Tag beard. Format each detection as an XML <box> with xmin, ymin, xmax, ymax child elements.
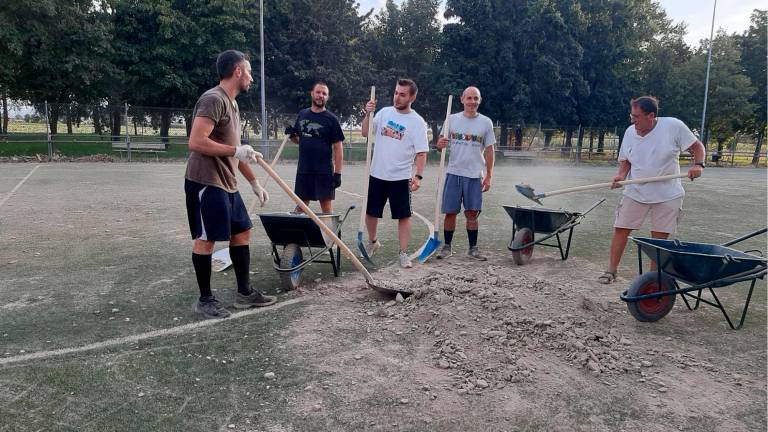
<box><xmin>312</xmin><ymin>98</ymin><xmax>326</xmax><ymax>108</ymax></box>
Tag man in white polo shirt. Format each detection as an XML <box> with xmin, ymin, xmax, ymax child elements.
<box><xmin>361</xmin><ymin>78</ymin><xmax>429</xmax><ymax>268</ymax></box>
<box><xmin>598</xmin><ymin>96</ymin><xmax>706</xmax><ymax>284</ymax></box>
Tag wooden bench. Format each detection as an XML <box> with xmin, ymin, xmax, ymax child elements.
<box><xmin>112</xmin><ymin>142</ymin><xmax>167</xmax><ymax>160</ymax></box>
<box><xmin>501</xmin><ymin>150</ymin><xmax>537</xmax><ymax>161</ymax></box>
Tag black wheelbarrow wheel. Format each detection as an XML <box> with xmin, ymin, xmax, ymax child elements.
<box><xmin>511</xmin><ymin>227</ymin><xmax>534</xmax><ymax>265</ymax></box>
<box><xmin>626</xmin><ymin>271</ymin><xmax>676</xmax><ymax>322</ymax></box>
<box><xmin>279</xmin><ymin>243</ymin><xmax>303</xmax><ymax>291</ymax></box>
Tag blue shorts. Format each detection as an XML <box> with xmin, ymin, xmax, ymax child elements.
<box><xmin>185</xmin><ymin>179</ymin><xmax>252</xmax><ymax>241</ymax></box>
<box><xmin>441</xmin><ymin>173</ymin><xmax>482</xmax><ymax>214</ymax></box>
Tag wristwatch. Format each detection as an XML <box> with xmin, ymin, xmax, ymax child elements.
<box><xmin>414</xmin><ymin>174</ymin><xmax>424</xmax><ymax>180</ymax></box>
<box><xmin>694</xmin><ymin>162</ymin><xmax>705</xmax><ymax>168</ymax></box>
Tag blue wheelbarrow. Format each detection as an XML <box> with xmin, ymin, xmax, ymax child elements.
<box><xmin>620</xmin><ymin>228</ymin><xmax>767</xmax><ymax>329</ymax></box>
<box><xmin>259</xmin><ymin>205</ymin><xmax>355</xmax><ymax>291</ymax></box>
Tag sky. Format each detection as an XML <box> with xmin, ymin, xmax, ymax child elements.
<box><xmin>358</xmin><ymin>0</ymin><xmax>764</xmax><ymax>47</ymax></box>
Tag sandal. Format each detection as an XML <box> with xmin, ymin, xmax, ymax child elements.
<box><xmin>597</xmin><ymin>271</ymin><xmax>617</xmax><ymax>284</ymax></box>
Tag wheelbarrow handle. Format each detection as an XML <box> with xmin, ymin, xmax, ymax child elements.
<box><xmin>721</xmin><ymin>227</ymin><xmax>767</xmax><ymax>248</ymax></box>
<box><xmin>579</xmin><ymin>198</ymin><xmax>606</xmax><ymax>217</ymax></box>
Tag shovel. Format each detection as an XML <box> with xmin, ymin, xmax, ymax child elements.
<box><xmin>516</xmin><ymin>173</ymin><xmax>691</xmax><ymax>205</ymax></box>
<box><xmin>357</xmin><ymin>86</ymin><xmax>376</xmax><ymax>262</ymax></box>
<box><xmin>211</xmin><ymin>134</ymin><xmax>292</xmax><ymax>272</ymax></box>
<box><xmin>253</xmin><ymin>154</ymin><xmax>409</xmax><ymax>295</ymax></box>
<box><xmin>417</xmin><ymin>94</ymin><xmax>453</xmax><ymax>263</ymax></box>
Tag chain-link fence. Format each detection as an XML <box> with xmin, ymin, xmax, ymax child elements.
<box><xmin>1</xmin><ymin>101</ymin><xmax>766</xmax><ymax>166</ymax></box>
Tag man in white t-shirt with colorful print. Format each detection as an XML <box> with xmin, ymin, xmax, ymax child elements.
<box><xmin>361</xmin><ymin>79</ymin><xmax>429</xmax><ymax>268</ymax></box>
<box><xmin>435</xmin><ymin>86</ymin><xmax>495</xmax><ymax>261</ymax></box>
<box><xmin>599</xmin><ymin>96</ymin><xmax>706</xmax><ymax>284</ymax></box>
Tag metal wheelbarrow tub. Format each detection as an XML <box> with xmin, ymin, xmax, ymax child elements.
<box><xmin>621</xmin><ymin>228</ymin><xmax>767</xmax><ymax>329</ymax></box>
<box><xmin>503</xmin><ymin>199</ymin><xmax>605</xmax><ymax>265</ymax></box>
<box><xmin>258</xmin><ymin>206</ymin><xmax>353</xmax><ymax>291</ymax></box>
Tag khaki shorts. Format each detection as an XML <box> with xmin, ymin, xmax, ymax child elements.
<box><xmin>614</xmin><ymin>196</ymin><xmax>683</xmax><ymax>234</ymax></box>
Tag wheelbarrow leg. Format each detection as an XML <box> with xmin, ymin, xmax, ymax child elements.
<box><xmin>708</xmin><ymin>279</ymin><xmax>758</xmax><ymax>330</ymax></box>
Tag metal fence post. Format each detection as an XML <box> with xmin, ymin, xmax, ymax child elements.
<box><xmin>125</xmin><ymin>102</ymin><xmax>131</xmax><ymax>162</ymax></box>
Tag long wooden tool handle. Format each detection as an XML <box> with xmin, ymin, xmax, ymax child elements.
<box><xmin>433</xmin><ymin>94</ymin><xmax>453</xmax><ymax>233</ymax></box>
<box><xmin>358</xmin><ymin>86</ymin><xmax>376</xmax><ymax>232</ymax></box>
<box><xmin>262</xmin><ymin>134</ymin><xmax>290</xmax><ymax>188</ymax></box>
<box><xmin>543</xmin><ymin>173</ymin><xmax>689</xmax><ymax>198</ymax></box>
<box><xmin>249</xmin><ymin>134</ymin><xmax>291</xmax><ymax>214</ymax></box>
<box><xmin>255</xmin><ymin>156</ymin><xmax>376</xmax><ymax>283</ymax></box>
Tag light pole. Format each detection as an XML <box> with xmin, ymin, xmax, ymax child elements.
<box><xmin>260</xmin><ymin>0</ymin><xmax>267</xmax><ymax>141</ymax></box>
<box><xmin>699</xmin><ymin>0</ymin><xmax>716</xmax><ymax>145</ymax></box>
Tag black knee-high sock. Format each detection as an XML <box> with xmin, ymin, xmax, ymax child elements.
<box><xmin>229</xmin><ymin>245</ymin><xmax>251</xmax><ymax>295</ymax></box>
<box><xmin>467</xmin><ymin>229</ymin><xmax>478</xmax><ymax>248</ymax></box>
<box><xmin>443</xmin><ymin>229</ymin><xmax>454</xmax><ymax>245</ymax></box>
<box><xmin>192</xmin><ymin>253</ymin><xmax>212</xmax><ymax>300</ymax></box>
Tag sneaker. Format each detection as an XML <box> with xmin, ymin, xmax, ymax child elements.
<box><xmin>399</xmin><ymin>251</ymin><xmax>413</xmax><ymax>268</ymax></box>
<box><xmin>436</xmin><ymin>244</ymin><xmax>453</xmax><ymax>259</ymax></box>
<box><xmin>363</xmin><ymin>239</ymin><xmax>382</xmax><ymax>258</ymax></box>
<box><xmin>467</xmin><ymin>246</ymin><xmax>488</xmax><ymax>261</ymax></box>
<box><xmin>194</xmin><ymin>296</ymin><xmax>231</xmax><ymax>319</ymax></box>
<box><xmin>234</xmin><ymin>290</ymin><xmax>277</xmax><ymax>309</ymax></box>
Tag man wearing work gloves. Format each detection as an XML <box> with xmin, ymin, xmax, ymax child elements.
<box><xmin>289</xmin><ymin>80</ymin><xmax>345</xmax><ymax>213</ymax></box>
<box><xmin>599</xmin><ymin>96</ymin><xmax>706</xmax><ymax>284</ymax></box>
<box><xmin>185</xmin><ymin>50</ymin><xmax>276</xmax><ymax>319</ymax></box>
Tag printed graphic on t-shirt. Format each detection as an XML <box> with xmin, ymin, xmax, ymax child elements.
<box><xmin>381</xmin><ymin>120</ymin><xmax>406</xmax><ymax>140</ymax></box>
<box><xmin>299</xmin><ymin>119</ymin><xmax>324</xmax><ymax>137</ymax></box>
<box><xmin>450</xmin><ymin>132</ymin><xmax>485</xmax><ymax>147</ymax></box>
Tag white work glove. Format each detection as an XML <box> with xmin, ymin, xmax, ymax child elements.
<box><xmin>233</xmin><ymin>145</ymin><xmax>264</xmax><ymax>163</ymax></box>
<box><xmin>249</xmin><ymin>178</ymin><xmax>269</xmax><ymax>207</ymax></box>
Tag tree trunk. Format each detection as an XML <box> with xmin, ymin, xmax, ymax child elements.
<box><xmin>49</xmin><ymin>105</ymin><xmax>60</xmax><ymax>135</ymax></box>
<box><xmin>110</xmin><ymin>110</ymin><xmax>121</xmax><ymax>139</ymax></box>
<box><xmin>514</xmin><ymin>126</ymin><xmax>522</xmax><ymax>149</ymax></box>
<box><xmin>499</xmin><ymin>124</ymin><xmax>509</xmax><ymax>151</ymax></box>
<box><xmin>66</xmin><ymin>109</ymin><xmax>73</xmax><ymax>134</ymax></box>
<box><xmin>716</xmin><ymin>138</ymin><xmax>726</xmax><ymax>153</ymax></box>
<box><xmin>431</xmin><ymin>122</ymin><xmax>440</xmax><ymax>146</ymax></box>
<box><xmin>752</xmin><ymin>129</ymin><xmax>764</xmax><ymax>166</ymax></box>
<box><xmin>543</xmin><ymin>130</ymin><xmax>553</xmax><ymax>148</ymax></box>
<box><xmin>1</xmin><ymin>89</ymin><xmax>8</xmax><ymax>134</ymax></box>
<box><xmin>575</xmin><ymin>126</ymin><xmax>584</xmax><ymax>162</ymax></box>
<box><xmin>93</xmin><ymin>107</ymin><xmax>103</xmax><ymax>135</ymax></box>
<box><xmin>561</xmin><ymin>128</ymin><xmax>573</xmax><ymax>155</ymax></box>
<box><xmin>588</xmin><ymin>130</ymin><xmax>594</xmax><ymax>154</ymax></box>
<box><xmin>185</xmin><ymin>114</ymin><xmax>193</xmax><ymax>137</ymax></box>
<box><xmin>597</xmin><ymin>130</ymin><xmax>605</xmax><ymax>153</ymax></box>
<box><xmin>160</xmin><ymin>111</ymin><xmax>171</xmax><ymax>147</ymax></box>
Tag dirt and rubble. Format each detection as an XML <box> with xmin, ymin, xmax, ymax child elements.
<box><xmin>276</xmin><ymin>251</ymin><xmax>766</xmax><ymax>431</ymax></box>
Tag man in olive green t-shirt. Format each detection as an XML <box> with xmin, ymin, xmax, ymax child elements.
<box><xmin>185</xmin><ymin>50</ymin><xmax>276</xmax><ymax>318</ymax></box>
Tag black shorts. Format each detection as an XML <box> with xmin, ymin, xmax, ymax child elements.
<box><xmin>185</xmin><ymin>179</ymin><xmax>252</xmax><ymax>241</ymax></box>
<box><xmin>366</xmin><ymin>176</ymin><xmax>411</xmax><ymax>219</ymax></box>
<box><xmin>295</xmin><ymin>173</ymin><xmax>335</xmax><ymax>201</ymax></box>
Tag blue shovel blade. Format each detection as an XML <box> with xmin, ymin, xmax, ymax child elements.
<box><xmin>418</xmin><ymin>236</ymin><xmax>441</xmax><ymax>263</ymax></box>
<box><xmin>357</xmin><ymin>231</ymin><xmax>372</xmax><ymax>263</ymax></box>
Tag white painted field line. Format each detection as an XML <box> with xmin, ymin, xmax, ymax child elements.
<box><xmin>0</xmin><ymin>164</ymin><xmax>41</xmax><ymax>209</ymax></box>
<box><xmin>0</xmin><ymin>297</ymin><xmax>307</xmax><ymax>367</ymax></box>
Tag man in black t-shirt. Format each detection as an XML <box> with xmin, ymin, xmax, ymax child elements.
<box><xmin>290</xmin><ymin>81</ymin><xmax>345</xmax><ymax>213</ymax></box>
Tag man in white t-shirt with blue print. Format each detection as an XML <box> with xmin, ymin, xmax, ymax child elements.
<box><xmin>598</xmin><ymin>96</ymin><xmax>706</xmax><ymax>284</ymax></box>
<box><xmin>361</xmin><ymin>79</ymin><xmax>429</xmax><ymax>269</ymax></box>
<box><xmin>435</xmin><ymin>86</ymin><xmax>495</xmax><ymax>261</ymax></box>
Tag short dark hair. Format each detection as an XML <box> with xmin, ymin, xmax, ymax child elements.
<box><xmin>397</xmin><ymin>78</ymin><xmax>418</xmax><ymax>96</ymax></box>
<box><xmin>216</xmin><ymin>50</ymin><xmax>249</xmax><ymax>80</ymax></box>
<box><xmin>631</xmin><ymin>96</ymin><xmax>659</xmax><ymax>116</ymax></box>
<box><xmin>311</xmin><ymin>80</ymin><xmax>329</xmax><ymax>91</ymax></box>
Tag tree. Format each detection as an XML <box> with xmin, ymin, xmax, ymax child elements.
<box><xmin>739</xmin><ymin>9</ymin><xmax>767</xmax><ymax>165</ymax></box>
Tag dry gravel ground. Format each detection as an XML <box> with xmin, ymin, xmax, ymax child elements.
<box><xmin>277</xmin><ymin>251</ymin><xmax>766</xmax><ymax>432</ymax></box>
